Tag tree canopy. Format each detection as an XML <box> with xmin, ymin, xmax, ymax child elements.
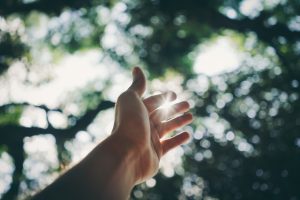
<box><xmin>0</xmin><ymin>0</ymin><xmax>300</xmax><ymax>199</ymax></box>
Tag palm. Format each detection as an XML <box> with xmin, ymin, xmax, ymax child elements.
<box><xmin>114</xmin><ymin>67</ymin><xmax>192</xmax><ymax>183</ymax></box>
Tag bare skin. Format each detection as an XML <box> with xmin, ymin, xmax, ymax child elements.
<box><xmin>32</xmin><ymin>67</ymin><xmax>193</xmax><ymax>200</ymax></box>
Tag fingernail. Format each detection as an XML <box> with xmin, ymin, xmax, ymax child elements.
<box><xmin>132</xmin><ymin>67</ymin><xmax>139</xmax><ymax>78</ymax></box>
<box><xmin>168</xmin><ymin>91</ymin><xmax>177</xmax><ymax>100</ymax></box>
<box><xmin>186</xmin><ymin>113</ymin><xmax>193</xmax><ymax>121</ymax></box>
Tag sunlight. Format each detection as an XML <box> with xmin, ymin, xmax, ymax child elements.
<box><xmin>193</xmin><ymin>37</ymin><xmax>241</xmax><ymax>76</ymax></box>
<box><xmin>159</xmin><ymin>100</ymin><xmax>173</xmax><ymax>111</ymax></box>
<box><xmin>157</xmin><ymin>101</ymin><xmax>174</xmax><ymax>121</ymax></box>
<box><xmin>157</xmin><ymin>91</ymin><xmax>178</xmax><ymax>115</ymax></box>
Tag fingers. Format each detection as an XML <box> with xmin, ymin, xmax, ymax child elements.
<box><xmin>158</xmin><ymin>113</ymin><xmax>193</xmax><ymax>138</ymax></box>
<box><xmin>128</xmin><ymin>67</ymin><xmax>146</xmax><ymax>97</ymax></box>
<box><xmin>161</xmin><ymin>132</ymin><xmax>190</xmax><ymax>155</ymax></box>
<box><xmin>151</xmin><ymin>101</ymin><xmax>190</xmax><ymax>124</ymax></box>
<box><xmin>143</xmin><ymin>91</ymin><xmax>176</xmax><ymax>113</ymax></box>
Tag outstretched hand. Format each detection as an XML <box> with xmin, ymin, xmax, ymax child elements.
<box><xmin>32</xmin><ymin>67</ymin><xmax>193</xmax><ymax>200</ymax></box>
<box><xmin>113</xmin><ymin>67</ymin><xmax>193</xmax><ymax>183</ymax></box>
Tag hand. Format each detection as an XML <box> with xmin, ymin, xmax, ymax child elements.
<box><xmin>32</xmin><ymin>67</ymin><xmax>193</xmax><ymax>200</ymax></box>
<box><xmin>112</xmin><ymin>67</ymin><xmax>193</xmax><ymax>184</ymax></box>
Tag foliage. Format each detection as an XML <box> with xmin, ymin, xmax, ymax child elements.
<box><xmin>0</xmin><ymin>0</ymin><xmax>299</xmax><ymax>199</ymax></box>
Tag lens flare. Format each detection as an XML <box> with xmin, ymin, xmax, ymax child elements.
<box><xmin>157</xmin><ymin>92</ymin><xmax>177</xmax><ymax>120</ymax></box>
<box><xmin>159</xmin><ymin>100</ymin><xmax>175</xmax><ymax>120</ymax></box>
<box><xmin>159</xmin><ymin>100</ymin><xmax>173</xmax><ymax>110</ymax></box>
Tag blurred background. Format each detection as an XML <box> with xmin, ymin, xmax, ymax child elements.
<box><xmin>0</xmin><ymin>0</ymin><xmax>300</xmax><ymax>199</ymax></box>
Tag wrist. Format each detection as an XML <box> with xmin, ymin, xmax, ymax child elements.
<box><xmin>108</xmin><ymin>132</ymin><xmax>143</xmax><ymax>184</ymax></box>
<box><xmin>111</xmin><ymin>128</ymin><xmax>158</xmax><ymax>184</ymax></box>
<box><xmin>74</xmin><ymin>133</ymin><xmax>139</xmax><ymax>199</ymax></box>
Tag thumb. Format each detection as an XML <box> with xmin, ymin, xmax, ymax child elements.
<box><xmin>128</xmin><ymin>67</ymin><xmax>146</xmax><ymax>97</ymax></box>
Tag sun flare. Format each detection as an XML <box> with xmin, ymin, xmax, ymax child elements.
<box><xmin>159</xmin><ymin>100</ymin><xmax>174</xmax><ymax>116</ymax></box>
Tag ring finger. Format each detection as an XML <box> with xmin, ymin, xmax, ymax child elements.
<box><xmin>158</xmin><ymin>113</ymin><xmax>193</xmax><ymax>138</ymax></box>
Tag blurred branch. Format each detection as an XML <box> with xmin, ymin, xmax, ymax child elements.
<box><xmin>208</xmin><ymin>10</ymin><xmax>300</xmax><ymax>42</ymax></box>
<box><xmin>209</xmin><ymin>10</ymin><xmax>300</xmax><ymax>73</ymax></box>
<box><xmin>190</xmin><ymin>6</ymin><xmax>299</xmax><ymax>73</ymax></box>
<box><xmin>0</xmin><ymin>125</ymin><xmax>58</xmax><ymax>142</ymax></box>
<box><xmin>0</xmin><ymin>102</ymin><xmax>63</xmax><ymax>114</ymax></box>
<box><xmin>55</xmin><ymin>137</ymin><xmax>71</xmax><ymax>169</ymax></box>
<box><xmin>0</xmin><ymin>99</ymin><xmax>114</xmax><ymax>199</ymax></box>
<box><xmin>159</xmin><ymin>1</ymin><xmax>300</xmax><ymax>42</ymax></box>
<box><xmin>1</xmin><ymin>140</ymin><xmax>24</xmax><ymax>200</ymax></box>
<box><xmin>0</xmin><ymin>0</ymin><xmax>94</xmax><ymax>16</ymax></box>
<box><xmin>63</xmin><ymin>100</ymin><xmax>115</xmax><ymax>136</ymax></box>
<box><xmin>0</xmin><ymin>100</ymin><xmax>115</xmax><ymax>143</ymax></box>
<box><xmin>0</xmin><ymin>95</ymin><xmax>114</xmax><ymax>199</ymax></box>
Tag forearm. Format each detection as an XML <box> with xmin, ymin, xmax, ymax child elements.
<box><xmin>32</xmin><ymin>134</ymin><xmax>137</xmax><ymax>200</ymax></box>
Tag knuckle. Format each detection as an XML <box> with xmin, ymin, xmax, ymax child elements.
<box><xmin>117</xmin><ymin>90</ymin><xmax>136</xmax><ymax>102</ymax></box>
<box><xmin>117</xmin><ymin>92</ymin><xmax>127</xmax><ymax>102</ymax></box>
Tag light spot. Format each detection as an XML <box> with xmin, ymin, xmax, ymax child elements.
<box><xmin>146</xmin><ymin>178</ymin><xmax>156</xmax><ymax>187</ymax></box>
<box><xmin>193</xmin><ymin>37</ymin><xmax>241</xmax><ymax>76</ymax></box>
<box><xmin>226</xmin><ymin>131</ymin><xmax>235</xmax><ymax>141</ymax></box>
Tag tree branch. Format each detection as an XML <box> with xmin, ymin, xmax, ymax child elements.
<box><xmin>211</xmin><ymin>12</ymin><xmax>299</xmax><ymax>75</ymax></box>
<box><xmin>0</xmin><ymin>0</ymin><xmax>93</xmax><ymax>16</ymax></box>
<box><xmin>198</xmin><ymin>8</ymin><xmax>300</xmax><ymax>42</ymax></box>
<box><xmin>158</xmin><ymin>1</ymin><xmax>300</xmax><ymax>42</ymax></box>
<box><xmin>0</xmin><ymin>100</ymin><xmax>115</xmax><ymax>143</ymax></box>
<box><xmin>0</xmin><ymin>102</ymin><xmax>63</xmax><ymax>114</ymax></box>
<box><xmin>1</xmin><ymin>140</ymin><xmax>24</xmax><ymax>200</ymax></box>
<box><xmin>0</xmin><ymin>98</ymin><xmax>114</xmax><ymax>199</ymax></box>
